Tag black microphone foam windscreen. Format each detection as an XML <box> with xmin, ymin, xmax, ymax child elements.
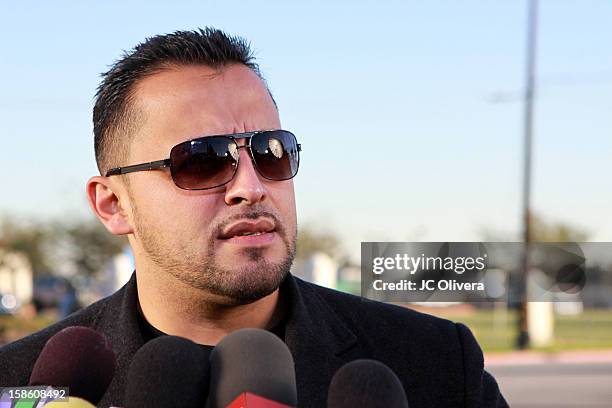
<box><xmin>124</xmin><ymin>335</ymin><xmax>211</xmax><ymax>408</ymax></box>
<box><xmin>208</xmin><ymin>328</ymin><xmax>297</xmax><ymax>408</ymax></box>
<box><xmin>327</xmin><ymin>359</ymin><xmax>409</xmax><ymax>408</ymax></box>
<box><xmin>28</xmin><ymin>326</ymin><xmax>116</xmax><ymax>405</ymax></box>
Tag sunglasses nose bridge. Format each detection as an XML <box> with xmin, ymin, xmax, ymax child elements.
<box><xmin>234</xmin><ymin>143</ymin><xmax>260</xmax><ymax>173</ymax></box>
<box><xmin>232</xmin><ymin>138</ymin><xmax>257</xmax><ymax>163</ymax></box>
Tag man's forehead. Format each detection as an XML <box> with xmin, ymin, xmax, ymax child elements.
<box><xmin>133</xmin><ymin>64</ymin><xmax>270</xmax><ymax>115</ymax></box>
<box><xmin>129</xmin><ymin>64</ymin><xmax>279</xmax><ymax>150</ymax></box>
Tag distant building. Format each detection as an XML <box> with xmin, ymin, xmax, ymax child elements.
<box><xmin>0</xmin><ymin>250</ymin><xmax>33</xmax><ymax>311</ymax></box>
<box><xmin>292</xmin><ymin>252</ymin><xmax>338</xmax><ymax>289</ymax></box>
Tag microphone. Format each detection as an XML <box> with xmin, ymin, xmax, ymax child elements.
<box><xmin>124</xmin><ymin>335</ymin><xmax>211</xmax><ymax>408</ymax></box>
<box><xmin>327</xmin><ymin>359</ymin><xmax>409</xmax><ymax>408</ymax></box>
<box><xmin>29</xmin><ymin>326</ymin><xmax>116</xmax><ymax>406</ymax></box>
<box><xmin>208</xmin><ymin>328</ymin><xmax>297</xmax><ymax>408</ymax></box>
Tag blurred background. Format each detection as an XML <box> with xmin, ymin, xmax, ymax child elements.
<box><xmin>1</xmin><ymin>1</ymin><xmax>611</xmax><ymax>406</ymax></box>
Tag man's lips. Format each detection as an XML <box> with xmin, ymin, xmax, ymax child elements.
<box><xmin>219</xmin><ymin>230</ymin><xmax>277</xmax><ymax>246</ymax></box>
<box><xmin>218</xmin><ymin>219</ymin><xmax>276</xmax><ymax>240</ymax></box>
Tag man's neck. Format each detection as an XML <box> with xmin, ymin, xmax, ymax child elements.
<box><xmin>135</xmin><ymin>268</ymin><xmax>286</xmax><ymax>346</ymax></box>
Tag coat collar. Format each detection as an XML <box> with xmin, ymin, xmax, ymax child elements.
<box><xmin>283</xmin><ymin>273</ymin><xmax>357</xmax><ymax>356</ymax></box>
<box><xmin>94</xmin><ymin>272</ymin><xmax>357</xmax><ymax>407</ymax></box>
<box><xmin>282</xmin><ymin>274</ymin><xmax>358</xmax><ymax>406</ymax></box>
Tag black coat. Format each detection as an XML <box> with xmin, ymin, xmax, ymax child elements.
<box><xmin>0</xmin><ymin>273</ymin><xmax>508</xmax><ymax>407</ymax></box>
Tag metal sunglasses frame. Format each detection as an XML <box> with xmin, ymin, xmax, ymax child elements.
<box><xmin>104</xmin><ymin>129</ymin><xmax>301</xmax><ymax>190</ymax></box>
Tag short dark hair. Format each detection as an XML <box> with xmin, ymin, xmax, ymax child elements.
<box><xmin>93</xmin><ymin>28</ymin><xmax>274</xmax><ymax>175</ymax></box>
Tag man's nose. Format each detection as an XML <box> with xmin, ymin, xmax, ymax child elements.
<box><xmin>224</xmin><ymin>147</ymin><xmax>266</xmax><ymax>206</ymax></box>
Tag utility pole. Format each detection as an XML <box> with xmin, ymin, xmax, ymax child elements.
<box><xmin>517</xmin><ymin>0</ymin><xmax>539</xmax><ymax>350</ymax></box>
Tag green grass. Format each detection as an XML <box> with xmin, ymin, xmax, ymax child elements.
<box><xmin>435</xmin><ymin>309</ymin><xmax>612</xmax><ymax>352</ymax></box>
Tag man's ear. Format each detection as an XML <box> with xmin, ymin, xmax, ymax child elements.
<box><xmin>86</xmin><ymin>176</ymin><xmax>134</xmax><ymax>235</ymax></box>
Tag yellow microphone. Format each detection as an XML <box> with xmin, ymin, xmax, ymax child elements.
<box><xmin>43</xmin><ymin>397</ymin><xmax>95</xmax><ymax>407</ymax></box>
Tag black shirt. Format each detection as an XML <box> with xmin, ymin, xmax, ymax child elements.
<box><xmin>135</xmin><ymin>297</ymin><xmax>287</xmax><ymax>352</ymax></box>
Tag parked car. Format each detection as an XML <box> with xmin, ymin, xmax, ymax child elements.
<box><xmin>33</xmin><ymin>275</ymin><xmax>80</xmax><ymax>316</ymax></box>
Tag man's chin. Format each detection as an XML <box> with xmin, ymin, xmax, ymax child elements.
<box><xmin>203</xmin><ymin>256</ymin><xmax>292</xmax><ymax>304</ymax></box>
<box><xmin>212</xmin><ymin>265</ymin><xmax>290</xmax><ymax>305</ymax></box>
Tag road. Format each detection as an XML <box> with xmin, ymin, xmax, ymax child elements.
<box><xmin>487</xmin><ymin>352</ymin><xmax>612</xmax><ymax>408</ymax></box>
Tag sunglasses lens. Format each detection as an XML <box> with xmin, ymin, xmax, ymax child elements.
<box><xmin>170</xmin><ymin>137</ymin><xmax>237</xmax><ymax>189</ymax></box>
<box><xmin>251</xmin><ymin>130</ymin><xmax>300</xmax><ymax>181</ymax></box>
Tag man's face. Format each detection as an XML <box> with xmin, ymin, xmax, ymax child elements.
<box><xmin>122</xmin><ymin>64</ymin><xmax>297</xmax><ymax>304</ymax></box>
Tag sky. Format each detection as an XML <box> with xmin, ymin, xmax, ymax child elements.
<box><xmin>1</xmin><ymin>1</ymin><xmax>610</xmax><ymax>261</ymax></box>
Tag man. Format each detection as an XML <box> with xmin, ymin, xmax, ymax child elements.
<box><xmin>0</xmin><ymin>29</ymin><xmax>508</xmax><ymax>407</ymax></box>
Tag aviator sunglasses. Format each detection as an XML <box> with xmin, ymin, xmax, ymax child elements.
<box><xmin>105</xmin><ymin>130</ymin><xmax>301</xmax><ymax>190</ymax></box>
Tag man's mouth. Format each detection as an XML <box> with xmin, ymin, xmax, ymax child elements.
<box><xmin>218</xmin><ymin>219</ymin><xmax>277</xmax><ymax>245</ymax></box>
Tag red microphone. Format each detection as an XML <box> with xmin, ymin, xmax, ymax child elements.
<box><xmin>208</xmin><ymin>328</ymin><xmax>297</xmax><ymax>408</ymax></box>
<box><xmin>227</xmin><ymin>392</ymin><xmax>293</xmax><ymax>408</ymax></box>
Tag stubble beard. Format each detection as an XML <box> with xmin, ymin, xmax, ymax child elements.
<box><xmin>134</xmin><ymin>206</ymin><xmax>296</xmax><ymax>305</ymax></box>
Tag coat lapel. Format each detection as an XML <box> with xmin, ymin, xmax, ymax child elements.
<box><xmin>283</xmin><ymin>275</ymin><xmax>358</xmax><ymax>406</ymax></box>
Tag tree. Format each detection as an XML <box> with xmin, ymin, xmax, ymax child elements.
<box><xmin>296</xmin><ymin>225</ymin><xmax>342</xmax><ymax>261</ymax></box>
<box><xmin>480</xmin><ymin>213</ymin><xmax>590</xmax><ymax>242</ymax></box>
<box><xmin>0</xmin><ymin>215</ymin><xmax>126</xmax><ymax>278</ymax></box>
<box><xmin>53</xmin><ymin>219</ymin><xmax>127</xmax><ymax>278</ymax></box>
<box><xmin>0</xmin><ymin>217</ymin><xmax>52</xmax><ymax>277</ymax></box>
<box><xmin>529</xmin><ymin>215</ymin><xmax>589</xmax><ymax>242</ymax></box>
